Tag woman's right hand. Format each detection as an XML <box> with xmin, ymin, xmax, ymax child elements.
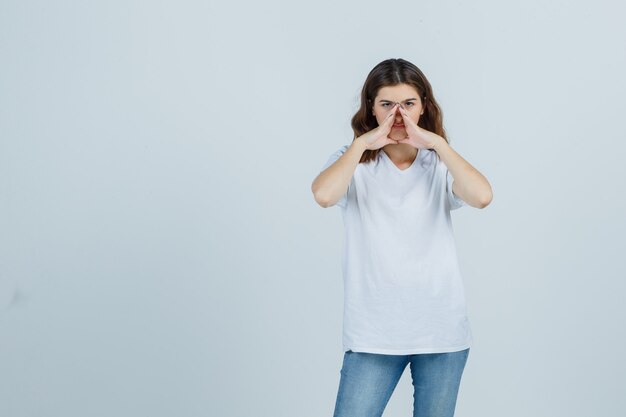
<box><xmin>357</xmin><ymin>104</ymin><xmax>401</xmax><ymax>150</ymax></box>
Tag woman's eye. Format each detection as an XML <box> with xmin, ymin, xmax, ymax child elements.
<box><xmin>382</xmin><ymin>103</ymin><xmax>390</xmax><ymax>107</ymax></box>
<box><xmin>406</xmin><ymin>102</ymin><xmax>414</xmax><ymax>106</ymax></box>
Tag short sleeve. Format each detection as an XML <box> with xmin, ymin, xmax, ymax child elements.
<box><xmin>319</xmin><ymin>144</ymin><xmax>350</xmax><ymax>208</ymax></box>
<box><xmin>446</xmin><ymin>168</ymin><xmax>466</xmax><ymax>210</ymax></box>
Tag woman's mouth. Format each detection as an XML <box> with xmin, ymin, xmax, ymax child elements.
<box><xmin>393</xmin><ymin>123</ymin><xmax>405</xmax><ymax>128</ymax></box>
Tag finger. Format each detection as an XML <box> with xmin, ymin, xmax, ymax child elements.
<box><xmin>389</xmin><ymin>107</ymin><xmax>402</xmax><ymax>126</ymax></box>
<box><xmin>387</xmin><ymin>104</ymin><xmax>399</xmax><ymax>120</ymax></box>
<box><xmin>384</xmin><ymin>106</ymin><xmax>399</xmax><ymax>131</ymax></box>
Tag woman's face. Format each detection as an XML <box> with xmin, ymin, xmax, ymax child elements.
<box><xmin>372</xmin><ymin>84</ymin><xmax>424</xmax><ymax>141</ymax></box>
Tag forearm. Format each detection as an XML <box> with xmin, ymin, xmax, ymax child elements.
<box><xmin>312</xmin><ymin>138</ymin><xmax>368</xmax><ymax>207</ymax></box>
<box><xmin>432</xmin><ymin>137</ymin><xmax>493</xmax><ymax>208</ymax></box>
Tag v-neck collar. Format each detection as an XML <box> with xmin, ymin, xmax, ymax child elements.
<box><xmin>380</xmin><ymin>148</ymin><xmax>421</xmax><ymax>173</ymax></box>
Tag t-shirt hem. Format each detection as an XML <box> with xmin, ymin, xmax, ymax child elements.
<box><xmin>344</xmin><ymin>342</ymin><xmax>471</xmax><ymax>355</ymax></box>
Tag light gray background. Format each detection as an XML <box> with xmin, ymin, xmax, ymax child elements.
<box><xmin>1</xmin><ymin>1</ymin><xmax>625</xmax><ymax>416</ymax></box>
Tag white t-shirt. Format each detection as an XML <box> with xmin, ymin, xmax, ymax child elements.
<box><xmin>320</xmin><ymin>144</ymin><xmax>473</xmax><ymax>355</ymax></box>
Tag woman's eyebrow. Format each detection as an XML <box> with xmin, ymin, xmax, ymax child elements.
<box><xmin>378</xmin><ymin>98</ymin><xmax>418</xmax><ymax>103</ymax></box>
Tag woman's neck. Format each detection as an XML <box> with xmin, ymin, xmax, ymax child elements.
<box><xmin>383</xmin><ymin>143</ymin><xmax>419</xmax><ymax>163</ymax></box>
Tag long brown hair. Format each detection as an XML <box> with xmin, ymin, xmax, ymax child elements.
<box><xmin>351</xmin><ymin>58</ymin><xmax>450</xmax><ymax>164</ymax></box>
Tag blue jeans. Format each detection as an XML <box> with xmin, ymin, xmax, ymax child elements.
<box><xmin>333</xmin><ymin>348</ymin><xmax>470</xmax><ymax>417</ymax></box>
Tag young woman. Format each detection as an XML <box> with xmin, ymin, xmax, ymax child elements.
<box><xmin>311</xmin><ymin>58</ymin><xmax>493</xmax><ymax>417</ymax></box>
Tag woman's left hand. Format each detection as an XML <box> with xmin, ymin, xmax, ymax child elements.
<box><xmin>395</xmin><ymin>106</ymin><xmax>442</xmax><ymax>150</ymax></box>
